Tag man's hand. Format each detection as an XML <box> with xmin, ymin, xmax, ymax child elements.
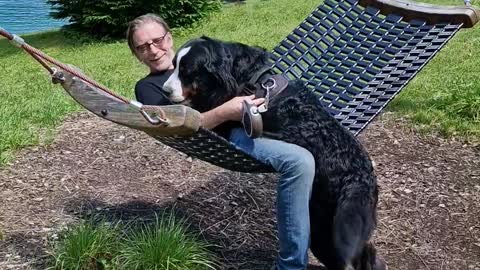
<box><xmin>218</xmin><ymin>95</ymin><xmax>265</xmax><ymax>122</ymax></box>
<box><xmin>200</xmin><ymin>95</ymin><xmax>265</xmax><ymax>129</ymax></box>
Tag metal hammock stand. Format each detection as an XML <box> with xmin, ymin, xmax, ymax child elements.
<box><xmin>2</xmin><ymin>0</ymin><xmax>479</xmax><ymax>173</ymax></box>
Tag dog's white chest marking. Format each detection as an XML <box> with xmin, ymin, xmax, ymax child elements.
<box><xmin>163</xmin><ymin>46</ymin><xmax>191</xmax><ymax>103</ymax></box>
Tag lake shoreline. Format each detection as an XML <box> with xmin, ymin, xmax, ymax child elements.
<box><xmin>0</xmin><ymin>0</ymin><xmax>66</xmax><ymax>35</ymax></box>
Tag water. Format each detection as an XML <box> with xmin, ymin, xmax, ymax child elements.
<box><xmin>0</xmin><ymin>0</ymin><xmax>66</xmax><ymax>35</ymax></box>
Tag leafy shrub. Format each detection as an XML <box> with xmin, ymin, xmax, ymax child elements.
<box><xmin>47</xmin><ymin>0</ymin><xmax>222</xmax><ymax>38</ymax></box>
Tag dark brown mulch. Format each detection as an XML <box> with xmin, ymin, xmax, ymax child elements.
<box><xmin>0</xmin><ymin>111</ymin><xmax>479</xmax><ymax>270</ymax></box>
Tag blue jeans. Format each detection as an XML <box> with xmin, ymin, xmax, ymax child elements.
<box><xmin>229</xmin><ymin>128</ymin><xmax>315</xmax><ymax>270</ymax></box>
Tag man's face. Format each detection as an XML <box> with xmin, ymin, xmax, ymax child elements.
<box><xmin>132</xmin><ymin>22</ymin><xmax>174</xmax><ymax>73</ymax></box>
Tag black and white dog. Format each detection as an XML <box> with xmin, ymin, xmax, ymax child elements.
<box><xmin>164</xmin><ymin>36</ymin><xmax>385</xmax><ymax>270</ymax></box>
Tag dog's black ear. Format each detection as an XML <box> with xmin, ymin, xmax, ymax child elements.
<box><xmin>229</xmin><ymin>43</ymin><xmax>271</xmax><ymax>84</ymax></box>
<box><xmin>203</xmin><ymin>39</ymin><xmax>239</xmax><ymax>94</ymax></box>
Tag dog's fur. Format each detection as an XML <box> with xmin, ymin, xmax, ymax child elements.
<box><xmin>164</xmin><ymin>36</ymin><xmax>385</xmax><ymax>270</ymax></box>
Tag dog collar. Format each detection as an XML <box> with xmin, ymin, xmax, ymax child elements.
<box><xmin>241</xmin><ymin>68</ymin><xmax>289</xmax><ymax>138</ymax></box>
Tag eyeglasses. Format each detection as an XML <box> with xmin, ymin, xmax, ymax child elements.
<box><xmin>135</xmin><ymin>32</ymin><xmax>169</xmax><ymax>54</ymax></box>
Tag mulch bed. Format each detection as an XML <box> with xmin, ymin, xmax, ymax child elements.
<box><xmin>0</xmin><ymin>112</ymin><xmax>479</xmax><ymax>270</ymax></box>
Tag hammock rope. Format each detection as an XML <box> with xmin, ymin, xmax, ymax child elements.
<box><xmin>0</xmin><ymin>27</ymin><xmax>168</xmax><ymax>125</ymax></box>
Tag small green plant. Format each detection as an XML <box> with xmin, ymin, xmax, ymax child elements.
<box><xmin>49</xmin><ymin>220</ymin><xmax>120</xmax><ymax>270</ymax></box>
<box><xmin>48</xmin><ymin>212</ymin><xmax>218</xmax><ymax>269</ymax></box>
<box><xmin>117</xmin><ymin>213</ymin><xmax>217</xmax><ymax>270</ymax></box>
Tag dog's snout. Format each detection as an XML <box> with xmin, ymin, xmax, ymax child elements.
<box><xmin>163</xmin><ymin>73</ymin><xmax>185</xmax><ymax>103</ymax></box>
<box><xmin>163</xmin><ymin>79</ymin><xmax>174</xmax><ymax>93</ymax></box>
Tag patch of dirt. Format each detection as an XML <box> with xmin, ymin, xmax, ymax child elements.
<box><xmin>0</xmin><ymin>112</ymin><xmax>479</xmax><ymax>270</ymax></box>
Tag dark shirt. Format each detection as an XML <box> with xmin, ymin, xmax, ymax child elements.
<box><xmin>135</xmin><ymin>70</ymin><xmax>173</xmax><ymax>106</ymax></box>
<box><xmin>134</xmin><ymin>70</ymin><xmax>238</xmax><ymax>138</ymax></box>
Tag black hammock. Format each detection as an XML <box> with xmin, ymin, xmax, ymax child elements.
<box><xmin>1</xmin><ymin>0</ymin><xmax>479</xmax><ymax>173</ymax></box>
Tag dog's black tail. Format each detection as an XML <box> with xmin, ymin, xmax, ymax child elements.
<box><xmin>333</xmin><ymin>181</ymin><xmax>378</xmax><ymax>268</ymax></box>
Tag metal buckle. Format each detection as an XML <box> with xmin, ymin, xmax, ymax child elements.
<box><xmin>259</xmin><ymin>77</ymin><xmax>276</xmax><ymax>112</ymax></box>
<box><xmin>51</xmin><ymin>68</ymin><xmax>65</xmax><ymax>84</ymax></box>
<box><xmin>261</xmin><ymin>77</ymin><xmax>277</xmax><ymax>91</ymax></box>
<box><xmin>130</xmin><ymin>100</ymin><xmax>169</xmax><ymax>126</ymax></box>
<box><xmin>140</xmin><ymin>109</ymin><xmax>169</xmax><ymax>126</ymax></box>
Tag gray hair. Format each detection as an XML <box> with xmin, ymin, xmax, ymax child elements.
<box><xmin>126</xmin><ymin>13</ymin><xmax>171</xmax><ymax>54</ymax></box>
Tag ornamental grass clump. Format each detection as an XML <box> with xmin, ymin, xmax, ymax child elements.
<box><xmin>48</xmin><ymin>220</ymin><xmax>120</xmax><ymax>270</ymax></box>
<box><xmin>117</xmin><ymin>213</ymin><xmax>217</xmax><ymax>270</ymax></box>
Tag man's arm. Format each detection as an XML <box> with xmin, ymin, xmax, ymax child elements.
<box><xmin>200</xmin><ymin>95</ymin><xmax>265</xmax><ymax>129</ymax></box>
<box><xmin>135</xmin><ymin>80</ymin><xmax>264</xmax><ymax>130</ymax></box>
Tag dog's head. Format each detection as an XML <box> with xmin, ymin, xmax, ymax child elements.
<box><xmin>163</xmin><ymin>36</ymin><xmax>270</xmax><ymax>112</ymax></box>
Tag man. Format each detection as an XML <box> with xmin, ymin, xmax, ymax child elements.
<box><xmin>127</xmin><ymin>14</ymin><xmax>315</xmax><ymax>270</ymax></box>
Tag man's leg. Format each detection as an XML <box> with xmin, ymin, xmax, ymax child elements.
<box><xmin>230</xmin><ymin>128</ymin><xmax>315</xmax><ymax>270</ymax></box>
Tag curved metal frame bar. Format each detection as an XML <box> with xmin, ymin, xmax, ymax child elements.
<box><xmin>359</xmin><ymin>0</ymin><xmax>480</xmax><ymax>28</ymax></box>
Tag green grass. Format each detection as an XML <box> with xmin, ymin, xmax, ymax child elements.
<box><xmin>0</xmin><ymin>0</ymin><xmax>479</xmax><ymax>165</ymax></box>
<box><xmin>48</xmin><ymin>220</ymin><xmax>120</xmax><ymax>270</ymax></box>
<box><xmin>388</xmin><ymin>23</ymin><xmax>480</xmax><ymax>140</ymax></box>
<box><xmin>48</xmin><ymin>214</ymin><xmax>217</xmax><ymax>270</ymax></box>
<box><xmin>372</xmin><ymin>0</ymin><xmax>480</xmax><ymax>141</ymax></box>
<box><xmin>0</xmin><ymin>32</ymin><xmax>145</xmax><ymax>164</ymax></box>
<box><xmin>117</xmin><ymin>213</ymin><xmax>217</xmax><ymax>270</ymax></box>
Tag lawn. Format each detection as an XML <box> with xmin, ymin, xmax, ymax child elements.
<box><xmin>0</xmin><ymin>0</ymin><xmax>479</xmax><ymax>165</ymax></box>
<box><xmin>387</xmin><ymin>0</ymin><xmax>480</xmax><ymax>139</ymax></box>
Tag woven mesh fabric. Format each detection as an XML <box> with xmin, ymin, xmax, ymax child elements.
<box><xmin>271</xmin><ymin>0</ymin><xmax>461</xmax><ymax>135</ymax></box>
<box><xmin>155</xmin><ymin>128</ymin><xmax>276</xmax><ymax>172</ymax></box>
<box><xmin>156</xmin><ymin>0</ymin><xmax>461</xmax><ymax>173</ymax></box>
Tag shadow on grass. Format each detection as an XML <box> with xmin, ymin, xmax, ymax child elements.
<box><xmin>6</xmin><ymin>170</ymin><xmax>323</xmax><ymax>269</ymax></box>
<box><xmin>61</xmin><ymin>171</ymin><xmax>280</xmax><ymax>270</ymax></box>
